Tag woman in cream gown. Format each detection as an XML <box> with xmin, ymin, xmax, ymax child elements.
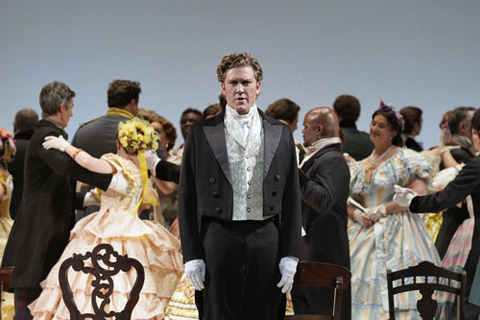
<box><xmin>29</xmin><ymin>118</ymin><xmax>183</xmax><ymax>319</ymax></box>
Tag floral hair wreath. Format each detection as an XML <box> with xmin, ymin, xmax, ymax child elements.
<box><xmin>117</xmin><ymin>117</ymin><xmax>159</xmax><ymax>154</ymax></box>
<box><xmin>0</xmin><ymin>128</ymin><xmax>16</xmax><ymax>165</ymax></box>
<box><xmin>378</xmin><ymin>99</ymin><xmax>405</xmax><ymax>132</ymax></box>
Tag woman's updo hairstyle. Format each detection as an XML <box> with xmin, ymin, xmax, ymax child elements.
<box><xmin>372</xmin><ymin>100</ymin><xmax>405</xmax><ymax>147</ymax></box>
<box><xmin>117</xmin><ymin>117</ymin><xmax>159</xmax><ymax>154</ymax></box>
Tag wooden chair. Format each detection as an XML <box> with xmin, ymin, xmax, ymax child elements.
<box><xmin>58</xmin><ymin>243</ymin><xmax>145</xmax><ymax>320</ymax></box>
<box><xmin>0</xmin><ymin>267</ymin><xmax>13</xmax><ymax>319</ymax></box>
<box><xmin>285</xmin><ymin>261</ymin><xmax>352</xmax><ymax>320</ymax></box>
<box><xmin>387</xmin><ymin>260</ymin><xmax>466</xmax><ymax>320</ymax></box>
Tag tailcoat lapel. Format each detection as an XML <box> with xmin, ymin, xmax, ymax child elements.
<box><xmin>262</xmin><ymin>115</ymin><xmax>282</xmax><ymax>180</ymax></box>
<box><xmin>203</xmin><ymin>120</ymin><xmax>232</xmax><ymax>186</ymax></box>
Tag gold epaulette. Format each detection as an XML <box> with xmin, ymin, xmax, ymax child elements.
<box><xmin>79</xmin><ymin>116</ymin><xmax>103</xmax><ymax>127</ymax></box>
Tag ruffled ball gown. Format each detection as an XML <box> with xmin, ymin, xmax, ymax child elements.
<box><xmin>29</xmin><ymin>154</ymin><xmax>183</xmax><ymax>319</ymax></box>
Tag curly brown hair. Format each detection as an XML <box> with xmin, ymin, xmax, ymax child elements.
<box><xmin>216</xmin><ymin>53</ymin><xmax>263</xmax><ymax>83</ymax></box>
<box><xmin>150</xmin><ymin>116</ymin><xmax>177</xmax><ymax>152</ymax></box>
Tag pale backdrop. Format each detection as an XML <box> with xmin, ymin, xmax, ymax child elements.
<box><xmin>1</xmin><ymin>0</ymin><xmax>479</xmax><ymax>150</ymax></box>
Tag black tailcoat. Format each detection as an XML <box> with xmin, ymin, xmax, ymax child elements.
<box><xmin>410</xmin><ymin>156</ymin><xmax>480</xmax><ymax>298</ymax></box>
<box><xmin>178</xmin><ymin>110</ymin><xmax>301</xmax><ymax>262</ymax></box>
<box><xmin>2</xmin><ymin>120</ymin><xmax>111</xmax><ymax>288</ymax></box>
<box><xmin>293</xmin><ymin>143</ymin><xmax>351</xmax><ymax>319</ymax></box>
<box><xmin>436</xmin><ymin>142</ymin><xmax>476</xmax><ymax>258</ymax></box>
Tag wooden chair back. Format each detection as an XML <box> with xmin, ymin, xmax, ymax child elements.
<box><xmin>285</xmin><ymin>261</ymin><xmax>351</xmax><ymax>320</ymax></box>
<box><xmin>387</xmin><ymin>260</ymin><xmax>466</xmax><ymax>320</ymax></box>
<box><xmin>58</xmin><ymin>243</ymin><xmax>145</xmax><ymax>320</ymax></box>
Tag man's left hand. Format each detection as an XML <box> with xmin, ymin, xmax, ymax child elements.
<box><xmin>277</xmin><ymin>257</ymin><xmax>298</xmax><ymax>294</ymax></box>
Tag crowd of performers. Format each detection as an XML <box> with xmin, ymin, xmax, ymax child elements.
<box><xmin>0</xmin><ymin>52</ymin><xmax>479</xmax><ymax>319</ymax></box>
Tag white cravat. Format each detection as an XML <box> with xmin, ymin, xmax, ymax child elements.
<box><xmin>299</xmin><ymin>137</ymin><xmax>341</xmax><ymax>169</ymax></box>
<box><xmin>225</xmin><ymin>104</ymin><xmax>257</xmax><ymax>143</ymax></box>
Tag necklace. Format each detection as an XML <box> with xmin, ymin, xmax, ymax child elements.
<box><xmin>369</xmin><ymin>145</ymin><xmax>394</xmax><ymax>165</ymax></box>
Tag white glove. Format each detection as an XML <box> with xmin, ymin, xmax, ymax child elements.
<box><xmin>185</xmin><ymin>259</ymin><xmax>206</xmax><ymax>291</ymax></box>
<box><xmin>108</xmin><ymin>173</ymin><xmax>130</xmax><ymax>195</ymax></box>
<box><xmin>393</xmin><ymin>184</ymin><xmax>417</xmax><ymax>207</ymax></box>
<box><xmin>440</xmin><ymin>145</ymin><xmax>461</xmax><ymax>154</ymax></box>
<box><xmin>42</xmin><ymin>135</ymin><xmax>70</xmax><ymax>152</ymax></box>
<box><xmin>277</xmin><ymin>257</ymin><xmax>298</xmax><ymax>294</ymax></box>
<box><xmin>432</xmin><ymin>166</ymin><xmax>460</xmax><ymax>191</ymax></box>
<box><xmin>365</xmin><ymin>204</ymin><xmax>387</xmax><ymax>223</ymax></box>
<box><xmin>83</xmin><ymin>190</ymin><xmax>100</xmax><ymax>207</ymax></box>
<box><xmin>145</xmin><ymin>149</ymin><xmax>162</xmax><ymax>174</ymax></box>
<box><xmin>352</xmin><ymin>209</ymin><xmax>371</xmax><ymax>227</ymax></box>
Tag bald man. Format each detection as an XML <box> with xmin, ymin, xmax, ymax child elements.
<box><xmin>292</xmin><ymin>107</ymin><xmax>351</xmax><ymax>319</ymax></box>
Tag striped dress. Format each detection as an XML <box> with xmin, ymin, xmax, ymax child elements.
<box><xmin>348</xmin><ymin>148</ymin><xmax>441</xmax><ymax>319</ymax></box>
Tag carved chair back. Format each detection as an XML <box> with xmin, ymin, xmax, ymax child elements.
<box><xmin>58</xmin><ymin>243</ymin><xmax>145</xmax><ymax>320</ymax></box>
<box><xmin>387</xmin><ymin>260</ymin><xmax>466</xmax><ymax>320</ymax></box>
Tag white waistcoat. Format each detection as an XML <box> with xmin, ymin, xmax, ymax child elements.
<box><xmin>224</xmin><ymin>106</ymin><xmax>265</xmax><ymax>221</ymax></box>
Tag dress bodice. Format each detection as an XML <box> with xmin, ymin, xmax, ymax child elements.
<box><xmin>98</xmin><ymin>154</ymin><xmax>157</xmax><ymax>216</ymax></box>
<box><xmin>349</xmin><ymin>148</ymin><xmax>431</xmax><ymax>208</ymax></box>
<box><xmin>0</xmin><ymin>168</ymin><xmax>13</xmax><ymax>219</ymax></box>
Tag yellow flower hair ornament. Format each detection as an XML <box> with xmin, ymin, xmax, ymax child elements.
<box><xmin>117</xmin><ymin>117</ymin><xmax>159</xmax><ymax>154</ymax></box>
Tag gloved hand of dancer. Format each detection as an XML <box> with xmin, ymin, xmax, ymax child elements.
<box><xmin>43</xmin><ymin>135</ymin><xmax>70</xmax><ymax>152</ymax></box>
<box><xmin>185</xmin><ymin>259</ymin><xmax>206</xmax><ymax>291</ymax></box>
<box><xmin>145</xmin><ymin>149</ymin><xmax>162</xmax><ymax>174</ymax></box>
<box><xmin>352</xmin><ymin>209</ymin><xmax>372</xmax><ymax>227</ymax></box>
<box><xmin>365</xmin><ymin>204</ymin><xmax>387</xmax><ymax>223</ymax></box>
<box><xmin>393</xmin><ymin>184</ymin><xmax>417</xmax><ymax>207</ymax></box>
<box><xmin>83</xmin><ymin>190</ymin><xmax>100</xmax><ymax>207</ymax></box>
<box><xmin>277</xmin><ymin>257</ymin><xmax>298</xmax><ymax>294</ymax></box>
<box><xmin>108</xmin><ymin>173</ymin><xmax>130</xmax><ymax>195</ymax></box>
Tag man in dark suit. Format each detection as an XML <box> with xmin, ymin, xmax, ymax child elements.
<box><xmin>178</xmin><ymin>52</ymin><xmax>301</xmax><ymax>319</ymax></box>
<box><xmin>436</xmin><ymin>106</ymin><xmax>476</xmax><ymax>259</ymax></box>
<box><xmin>333</xmin><ymin>94</ymin><xmax>373</xmax><ymax>161</ymax></box>
<box><xmin>2</xmin><ymin>81</ymin><xmax>120</xmax><ymax>318</ymax></box>
<box><xmin>9</xmin><ymin>108</ymin><xmax>39</xmax><ymax>220</ymax></box>
<box><xmin>292</xmin><ymin>107</ymin><xmax>351</xmax><ymax>319</ymax></box>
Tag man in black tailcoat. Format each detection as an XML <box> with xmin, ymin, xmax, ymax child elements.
<box><xmin>292</xmin><ymin>107</ymin><xmax>351</xmax><ymax>319</ymax></box>
<box><xmin>2</xmin><ymin>81</ymin><xmax>122</xmax><ymax>318</ymax></box>
<box><xmin>178</xmin><ymin>53</ymin><xmax>301</xmax><ymax>319</ymax></box>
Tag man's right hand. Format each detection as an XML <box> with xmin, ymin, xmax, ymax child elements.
<box><xmin>185</xmin><ymin>259</ymin><xmax>206</xmax><ymax>291</ymax></box>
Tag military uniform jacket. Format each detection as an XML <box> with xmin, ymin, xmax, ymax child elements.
<box><xmin>178</xmin><ymin>110</ymin><xmax>302</xmax><ymax>262</ymax></box>
<box><xmin>2</xmin><ymin>120</ymin><xmax>111</xmax><ymax>288</ymax></box>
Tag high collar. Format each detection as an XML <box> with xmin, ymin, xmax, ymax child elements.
<box><xmin>41</xmin><ymin>119</ymin><xmax>68</xmax><ymax>139</ymax></box>
<box><xmin>106</xmin><ymin>107</ymin><xmax>134</xmax><ymax>119</ymax></box>
<box><xmin>14</xmin><ymin>130</ymin><xmax>35</xmax><ymax>140</ymax></box>
<box><xmin>339</xmin><ymin>120</ymin><xmax>357</xmax><ymax>128</ymax></box>
<box><xmin>45</xmin><ymin>117</ymin><xmax>65</xmax><ymax>130</ymax></box>
<box><xmin>225</xmin><ymin>104</ymin><xmax>257</xmax><ymax>121</ymax></box>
